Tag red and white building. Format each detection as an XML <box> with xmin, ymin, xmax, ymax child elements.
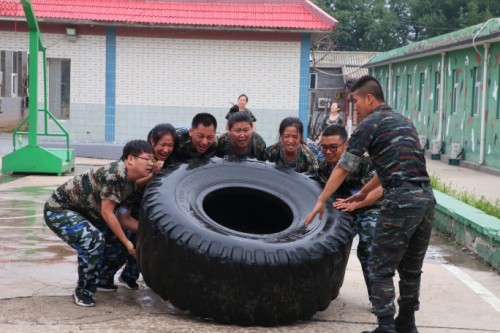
<box><xmin>0</xmin><ymin>0</ymin><xmax>336</xmax><ymax>145</ymax></box>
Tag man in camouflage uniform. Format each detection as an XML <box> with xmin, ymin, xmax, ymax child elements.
<box><xmin>216</xmin><ymin>111</ymin><xmax>266</xmax><ymax>160</ymax></box>
<box><xmin>264</xmin><ymin>116</ymin><xmax>318</xmax><ymax>174</ymax></box>
<box><xmin>306</xmin><ymin>75</ymin><xmax>436</xmax><ymax>333</ymax></box>
<box><xmin>44</xmin><ymin>140</ymin><xmax>155</xmax><ymax>307</ymax></box>
<box><xmin>175</xmin><ymin>112</ymin><xmax>218</xmax><ymax>162</ymax></box>
<box><xmin>315</xmin><ymin>124</ymin><xmax>382</xmax><ymax>307</ymax></box>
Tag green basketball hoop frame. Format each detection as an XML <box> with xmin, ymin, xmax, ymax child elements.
<box><xmin>1</xmin><ymin>0</ymin><xmax>75</xmax><ymax>175</ymax></box>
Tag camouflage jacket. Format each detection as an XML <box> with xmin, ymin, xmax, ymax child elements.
<box><xmin>339</xmin><ymin>104</ymin><xmax>430</xmax><ymax>186</ymax></box>
<box><xmin>216</xmin><ymin>132</ymin><xmax>266</xmax><ymax>160</ymax></box>
<box><xmin>264</xmin><ymin>142</ymin><xmax>319</xmax><ymax>174</ymax></box>
<box><xmin>46</xmin><ymin>161</ymin><xmax>137</xmax><ymax>226</ymax></box>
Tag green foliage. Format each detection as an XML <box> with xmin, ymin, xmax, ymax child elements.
<box><xmin>430</xmin><ymin>175</ymin><xmax>500</xmax><ymax>219</ymax></box>
<box><xmin>311</xmin><ymin>0</ymin><xmax>500</xmax><ymax>51</ymax></box>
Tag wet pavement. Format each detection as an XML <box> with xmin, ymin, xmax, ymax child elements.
<box><xmin>0</xmin><ymin>157</ymin><xmax>499</xmax><ymax>332</ymax></box>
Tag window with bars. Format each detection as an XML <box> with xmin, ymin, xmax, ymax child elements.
<box><xmin>310</xmin><ymin>73</ymin><xmax>317</xmax><ymax>89</ymax></box>
<box><xmin>418</xmin><ymin>72</ymin><xmax>425</xmax><ymax>111</ymax></box>
<box><xmin>472</xmin><ymin>67</ymin><xmax>481</xmax><ymax>117</ymax></box>
<box><xmin>434</xmin><ymin>71</ymin><xmax>440</xmax><ymax>113</ymax></box>
<box><xmin>451</xmin><ymin>69</ymin><xmax>459</xmax><ymax>115</ymax></box>
<box><xmin>406</xmin><ymin>74</ymin><xmax>412</xmax><ymax>111</ymax></box>
<box><xmin>394</xmin><ymin>75</ymin><xmax>400</xmax><ymax>109</ymax></box>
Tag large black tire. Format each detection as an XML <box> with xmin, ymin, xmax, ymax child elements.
<box><xmin>137</xmin><ymin>157</ymin><xmax>354</xmax><ymax>326</ymax></box>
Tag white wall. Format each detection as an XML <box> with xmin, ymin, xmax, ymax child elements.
<box><xmin>115</xmin><ymin>36</ymin><xmax>301</xmax><ymax>145</ymax></box>
<box><xmin>1</xmin><ymin>30</ymin><xmax>302</xmax><ymax>146</ymax></box>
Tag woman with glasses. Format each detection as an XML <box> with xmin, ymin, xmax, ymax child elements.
<box><xmin>264</xmin><ymin>117</ymin><xmax>318</xmax><ymax>174</ymax></box>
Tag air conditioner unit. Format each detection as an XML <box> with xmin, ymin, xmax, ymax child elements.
<box><xmin>317</xmin><ymin>98</ymin><xmax>328</xmax><ymax>110</ymax></box>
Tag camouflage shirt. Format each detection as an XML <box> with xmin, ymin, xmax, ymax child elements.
<box><xmin>216</xmin><ymin>132</ymin><xmax>266</xmax><ymax>160</ymax></box>
<box><xmin>46</xmin><ymin>160</ymin><xmax>137</xmax><ymax>227</ymax></box>
<box><xmin>176</xmin><ymin>127</ymin><xmax>217</xmax><ymax>162</ymax></box>
<box><xmin>316</xmin><ymin>154</ymin><xmax>379</xmax><ymax>210</ymax></box>
<box><xmin>264</xmin><ymin>142</ymin><xmax>319</xmax><ymax>174</ymax></box>
<box><xmin>339</xmin><ymin>104</ymin><xmax>429</xmax><ymax>186</ymax></box>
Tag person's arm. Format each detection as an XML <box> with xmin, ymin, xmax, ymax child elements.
<box><xmin>343</xmin><ymin>174</ymin><xmax>381</xmax><ymax>203</ymax></box>
<box><xmin>136</xmin><ymin>172</ymin><xmax>154</xmax><ymax>189</ymax></box>
<box><xmin>101</xmin><ymin>199</ymin><xmax>135</xmax><ymax>256</ymax></box>
<box><xmin>136</xmin><ymin>159</ymin><xmax>164</xmax><ymax>188</ymax></box>
<box><xmin>334</xmin><ymin>185</ymin><xmax>383</xmax><ymax>212</ymax></box>
<box><xmin>116</xmin><ymin>207</ymin><xmax>139</xmax><ymax>233</ymax></box>
<box><xmin>304</xmin><ymin>165</ymin><xmax>349</xmax><ymax>224</ymax></box>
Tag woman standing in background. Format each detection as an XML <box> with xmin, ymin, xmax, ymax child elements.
<box><xmin>225</xmin><ymin>94</ymin><xmax>257</xmax><ymax>130</ymax></box>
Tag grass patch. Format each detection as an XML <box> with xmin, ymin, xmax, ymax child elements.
<box><xmin>430</xmin><ymin>175</ymin><xmax>500</xmax><ymax>219</ymax></box>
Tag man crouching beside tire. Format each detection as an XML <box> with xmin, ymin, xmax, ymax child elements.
<box><xmin>43</xmin><ymin>140</ymin><xmax>155</xmax><ymax>307</ymax></box>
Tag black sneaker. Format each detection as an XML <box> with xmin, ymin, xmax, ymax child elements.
<box><xmin>118</xmin><ymin>275</ymin><xmax>139</xmax><ymax>290</ymax></box>
<box><xmin>73</xmin><ymin>292</ymin><xmax>95</xmax><ymax>307</ymax></box>
<box><xmin>96</xmin><ymin>283</ymin><xmax>118</xmax><ymax>292</ymax></box>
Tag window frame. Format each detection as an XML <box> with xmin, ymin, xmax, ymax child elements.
<box><xmin>434</xmin><ymin>71</ymin><xmax>440</xmax><ymax>113</ymax></box>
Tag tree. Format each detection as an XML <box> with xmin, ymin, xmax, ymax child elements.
<box><xmin>312</xmin><ymin>0</ymin><xmax>500</xmax><ymax>51</ymax></box>
<box><xmin>312</xmin><ymin>0</ymin><xmax>411</xmax><ymax>51</ymax></box>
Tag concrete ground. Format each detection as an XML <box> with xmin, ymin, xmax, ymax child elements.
<box><xmin>424</xmin><ymin>158</ymin><xmax>500</xmax><ymax>205</ymax></box>
<box><xmin>0</xmin><ymin>155</ymin><xmax>499</xmax><ymax>332</ymax></box>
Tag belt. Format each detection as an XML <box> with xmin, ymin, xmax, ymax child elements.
<box><xmin>382</xmin><ymin>180</ymin><xmax>430</xmax><ymax>189</ymax></box>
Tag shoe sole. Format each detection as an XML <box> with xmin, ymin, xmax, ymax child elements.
<box><xmin>118</xmin><ymin>278</ymin><xmax>139</xmax><ymax>290</ymax></box>
<box><xmin>73</xmin><ymin>293</ymin><xmax>95</xmax><ymax>307</ymax></box>
<box><xmin>96</xmin><ymin>287</ymin><xmax>118</xmax><ymax>292</ymax></box>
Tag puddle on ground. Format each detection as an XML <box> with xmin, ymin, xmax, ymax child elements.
<box><xmin>0</xmin><ymin>174</ymin><xmax>22</xmax><ymax>184</ymax></box>
<box><xmin>427</xmin><ymin>231</ymin><xmax>494</xmax><ymax>272</ymax></box>
<box><xmin>351</xmin><ymin>230</ymin><xmax>495</xmax><ymax>273</ymax></box>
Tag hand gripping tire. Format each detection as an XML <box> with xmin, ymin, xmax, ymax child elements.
<box><xmin>137</xmin><ymin>157</ymin><xmax>354</xmax><ymax>326</ymax></box>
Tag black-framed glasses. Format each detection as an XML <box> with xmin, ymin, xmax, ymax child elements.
<box><xmin>319</xmin><ymin>141</ymin><xmax>346</xmax><ymax>153</ymax></box>
<box><xmin>133</xmin><ymin>155</ymin><xmax>157</xmax><ymax>166</ymax></box>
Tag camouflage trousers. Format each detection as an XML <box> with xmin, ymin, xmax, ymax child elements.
<box><xmin>353</xmin><ymin>209</ymin><xmax>378</xmax><ymax>299</ymax></box>
<box><xmin>110</xmin><ymin>205</ymin><xmax>140</xmax><ymax>283</ymax></box>
<box><xmin>44</xmin><ymin>204</ymin><xmax>126</xmax><ymax>297</ymax></box>
<box><xmin>115</xmin><ymin>231</ymin><xmax>140</xmax><ymax>282</ymax></box>
<box><xmin>370</xmin><ymin>184</ymin><xmax>435</xmax><ymax>318</ymax></box>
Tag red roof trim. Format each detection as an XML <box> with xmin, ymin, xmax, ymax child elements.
<box><xmin>0</xmin><ymin>0</ymin><xmax>336</xmax><ymax>31</ymax></box>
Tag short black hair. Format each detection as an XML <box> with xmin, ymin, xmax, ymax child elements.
<box><xmin>228</xmin><ymin>104</ymin><xmax>239</xmax><ymax>114</ymax></box>
<box><xmin>351</xmin><ymin>75</ymin><xmax>385</xmax><ymax>102</ymax></box>
<box><xmin>192</xmin><ymin>113</ymin><xmax>217</xmax><ymax>130</ymax></box>
<box><xmin>120</xmin><ymin>139</ymin><xmax>154</xmax><ymax>161</ymax></box>
<box><xmin>228</xmin><ymin>111</ymin><xmax>252</xmax><ymax>129</ymax></box>
<box><xmin>322</xmin><ymin>125</ymin><xmax>348</xmax><ymax>141</ymax></box>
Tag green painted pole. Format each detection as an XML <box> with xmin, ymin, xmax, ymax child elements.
<box><xmin>20</xmin><ymin>0</ymin><xmax>43</xmax><ymax>147</ymax></box>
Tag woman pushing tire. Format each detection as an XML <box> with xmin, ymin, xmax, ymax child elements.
<box><xmin>137</xmin><ymin>157</ymin><xmax>354</xmax><ymax>326</ymax></box>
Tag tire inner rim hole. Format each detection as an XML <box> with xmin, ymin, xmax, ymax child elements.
<box><xmin>203</xmin><ymin>187</ymin><xmax>294</xmax><ymax>234</ymax></box>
